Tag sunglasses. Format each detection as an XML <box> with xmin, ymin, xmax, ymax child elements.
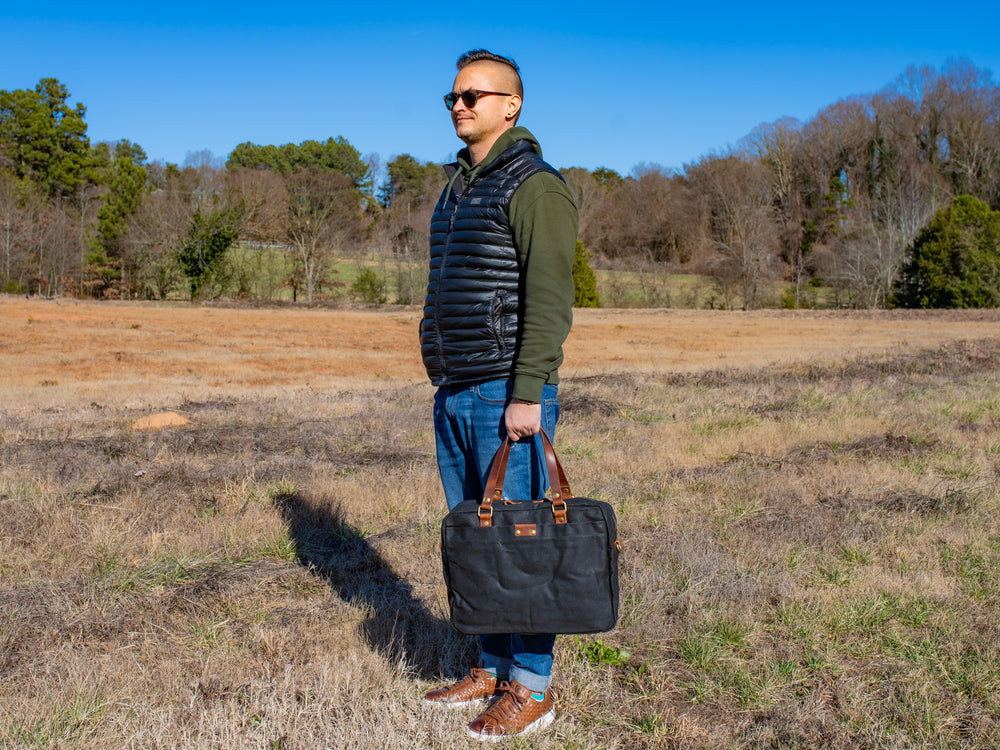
<box><xmin>443</xmin><ymin>89</ymin><xmax>512</xmax><ymax>111</ymax></box>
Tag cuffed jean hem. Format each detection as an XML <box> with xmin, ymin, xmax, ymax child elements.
<box><xmin>483</xmin><ymin>654</ymin><xmax>514</xmax><ymax>680</ymax></box>
<box><xmin>483</xmin><ymin>661</ymin><xmax>551</xmax><ymax>693</ymax></box>
<box><xmin>480</xmin><ymin>632</ymin><xmax>556</xmax><ymax>693</ymax></box>
<box><xmin>508</xmin><ymin>667</ymin><xmax>552</xmax><ymax>693</ymax></box>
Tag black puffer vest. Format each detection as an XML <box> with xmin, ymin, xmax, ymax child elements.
<box><xmin>420</xmin><ymin>140</ymin><xmax>560</xmax><ymax>386</ymax></box>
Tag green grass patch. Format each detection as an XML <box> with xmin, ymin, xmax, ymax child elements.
<box><xmin>936</xmin><ymin>539</ymin><xmax>1000</xmax><ymax>601</ymax></box>
<box><xmin>838</xmin><ymin>545</ymin><xmax>873</xmax><ymax>566</ymax></box>
<box><xmin>3</xmin><ymin>687</ymin><xmax>107</xmax><ymax>747</ymax></box>
<box><xmin>691</xmin><ymin>414</ymin><xmax>760</xmax><ymax>436</ymax></box>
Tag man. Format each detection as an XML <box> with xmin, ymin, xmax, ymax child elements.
<box><xmin>419</xmin><ymin>49</ymin><xmax>578</xmax><ymax>740</ymax></box>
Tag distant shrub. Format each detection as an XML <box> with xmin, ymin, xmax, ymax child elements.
<box><xmin>781</xmin><ymin>286</ymin><xmax>796</xmax><ymax>309</ymax></box>
<box><xmin>351</xmin><ymin>267</ymin><xmax>386</xmax><ymax>303</ymax></box>
<box><xmin>893</xmin><ymin>195</ymin><xmax>1000</xmax><ymax>308</ymax></box>
<box><xmin>573</xmin><ymin>240</ymin><xmax>600</xmax><ymax>308</ymax></box>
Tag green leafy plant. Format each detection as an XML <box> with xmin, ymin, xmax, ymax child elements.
<box><xmin>176</xmin><ymin>203</ymin><xmax>242</xmax><ymax>300</ymax></box>
<box><xmin>575</xmin><ymin>637</ymin><xmax>630</xmax><ymax>666</ymax></box>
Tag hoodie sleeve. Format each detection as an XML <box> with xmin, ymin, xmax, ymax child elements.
<box><xmin>508</xmin><ymin>171</ymin><xmax>579</xmax><ymax>403</ymax></box>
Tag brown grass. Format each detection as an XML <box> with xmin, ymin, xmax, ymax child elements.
<box><xmin>4</xmin><ymin>298</ymin><xmax>998</xmax><ymax>405</ymax></box>
<box><xmin>2</xmin><ymin>298</ymin><xmax>1000</xmax><ymax>748</ymax></box>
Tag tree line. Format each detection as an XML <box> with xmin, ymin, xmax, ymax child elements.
<box><xmin>2</xmin><ymin>58</ymin><xmax>999</xmax><ymax>308</ymax></box>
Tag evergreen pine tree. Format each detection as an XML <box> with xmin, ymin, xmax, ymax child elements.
<box><xmin>572</xmin><ymin>239</ymin><xmax>600</xmax><ymax>308</ymax></box>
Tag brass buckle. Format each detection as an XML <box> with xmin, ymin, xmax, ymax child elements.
<box><xmin>478</xmin><ymin>502</ymin><xmax>494</xmax><ymax>528</ymax></box>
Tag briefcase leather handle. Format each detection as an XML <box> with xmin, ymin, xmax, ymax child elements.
<box><xmin>479</xmin><ymin>430</ymin><xmax>572</xmax><ymax>527</ymax></box>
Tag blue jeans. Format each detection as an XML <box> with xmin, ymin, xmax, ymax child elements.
<box><xmin>434</xmin><ymin>378</ymin><xmax>559</xmax><ymax>692</ymax></box>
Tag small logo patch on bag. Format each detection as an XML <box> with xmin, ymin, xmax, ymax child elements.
<box><xmin>514</xmin><ymin>524</ymin><xmax>537</xmax><ymax>537</ymax></box>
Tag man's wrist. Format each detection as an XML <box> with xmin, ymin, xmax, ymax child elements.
<box><xmin>512</xmin><ymin>374</ymin><xmax>546</xmax><ymax>403</ymax></box>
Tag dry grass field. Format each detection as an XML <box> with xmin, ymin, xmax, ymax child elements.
<box><xmin>2</xmin><ymin>298</ymin><xmax>1000</xmax><ymax>749</ymax></box>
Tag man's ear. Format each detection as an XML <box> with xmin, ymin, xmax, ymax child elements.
<box><xmin>506</xmin><ymin>94</ymin><xmax>522</xmax><ymax>122</ymax></box>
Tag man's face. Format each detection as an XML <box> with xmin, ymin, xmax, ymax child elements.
<box><xmin>449</xmin><ymin>62</ymin><xmax>519</xmax><ymax>149</ymax></box>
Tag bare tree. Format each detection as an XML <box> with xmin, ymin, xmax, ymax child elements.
<box><xmin>228</xmin><ymin>167</ymin><xmax>288</xmax><ymax>246</ymax></box>
<box><xmin>285</xmin><ymin>168</ymin><xmax>364</xmax><ymax>304</ymax></box>
<box><xmin>688</xmin><ymin>155</ymin><xmax>782</xmax><ymax>310</ymax></box>
<box><xmin>17</xmin><ymin>188</ymin><xmax>49</xmax><ymax>295</ymax></box>
<box><xmin>796</xmin><ymin>98</ymin><xmax>879</xmax><ymax>304</ymax></box>
<box><xmin>890</xmin><ymin>66</ymin><xmax>950</xmax><ymax>169</ymax></box>
<box><xmin>43</xmin><ymin>201</ymin><xmax>83</xmax><ymax>295</ymax></box>
<box><xmin>742</xmin><ymin>117</ymin><xmax>813</xmax><ymax>306</ymax></box>
<box><xmin>833</xmin><ymin>95</ymin><xmax>939</xmax><ymax>307</ymax></box>
<box><xmin>122</xmin><ymin>164</ymin><xmax>201</xmax><ymax>299</ymax></box>
<box><xmin>0</xmin><ymin>171</ymin><xmax>31</xmax><ymax>290</ymax></box>
<box><xmin>585</xmin><ymin>165</ymin><xmax>701</xmax><ymax>268</ymax></box>
<box><xmin>939</xmin><ymin>59</ymin><xmax>1000</xmax><ymax>201</ymax></box>
<box><xmin>560</xmin><ymin>167</ymin><xmax>606</xmax><ymax>239</ymax></box>
<box><xmin>372</xmin><ymin>161</ymin><xmax>441</xmax><ymax>304</ymax></box>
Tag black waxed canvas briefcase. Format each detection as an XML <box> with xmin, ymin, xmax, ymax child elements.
<box><xmin>440</xmin><ymin>431</ymin><xmax>620</xmax><ymax>635</ymax></box>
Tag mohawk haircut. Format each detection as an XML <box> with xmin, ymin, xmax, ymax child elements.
<box><xmin>456</xmin><ymin>49</ymin><xmax>523</xmax><ymax>98</ymax></box>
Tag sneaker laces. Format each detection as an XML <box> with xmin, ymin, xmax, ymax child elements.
<box><xmin>458</xmin><ymin>667</ymin><xmax>489</xmax><ymax>688</ymax></box>
<box><xmin>479</xmin><ymin>681</ymin><xmax>528</xmax><ymax>727</ymax></box>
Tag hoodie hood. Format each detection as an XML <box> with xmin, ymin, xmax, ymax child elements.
<box><xmin>446</xmin><ymin>127</ymin><xmax>543</xmax><ymax>202</ymax></box>
<box><xmin>458</xmin><ymin>127</ymin><xmax>543</xmax><ymax>174</ymax></box>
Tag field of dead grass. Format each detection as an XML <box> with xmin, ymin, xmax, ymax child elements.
<box><xmin>2</xmin><ymin>297</ymin><xmax>1000</xmax><ymax>748</ymax></box>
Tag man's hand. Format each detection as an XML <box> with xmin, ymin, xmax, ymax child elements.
<box><xmin>504</xmin><ymin>400</ymin><xmax>541</xmax><ymax>441</ymax></box>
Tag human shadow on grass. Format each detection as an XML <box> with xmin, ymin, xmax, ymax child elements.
<box><xmin>273</xmin><ymin>490</ymin><xmax>475</xmax><ymax>681</ymax></box>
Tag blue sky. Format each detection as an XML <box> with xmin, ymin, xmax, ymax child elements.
<box><xmin>4</xmin><ymin>2</ymin><xmax>1000</xmax><ymax>178</ymax></box>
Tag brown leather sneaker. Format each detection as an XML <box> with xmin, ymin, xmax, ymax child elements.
<box><xmin>467</xmin><ymin>679</ymin><xmax>555</xmax><ymax>740</ymax></box>
<box><xmin>423</xmin><ymin>666</ymin><xmax>500</xmax><ymax>708</ymax></box>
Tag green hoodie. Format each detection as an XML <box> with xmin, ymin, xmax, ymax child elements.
<box><xmin>450</xmin><ymin>127</ymin><xmax>579</xmax><ymax>403</ymax></box>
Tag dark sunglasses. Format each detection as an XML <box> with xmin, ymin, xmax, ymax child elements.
<box><xmin>443</xmin><ymin>89</ymin><xmax>512</xmax><ymax>111</ymax></box>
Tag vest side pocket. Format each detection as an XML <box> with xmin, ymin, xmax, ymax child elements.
<box><xmin>489</xmin><ymin>290</ymin><xmax>508</xmax><ymax>356</ymax></box>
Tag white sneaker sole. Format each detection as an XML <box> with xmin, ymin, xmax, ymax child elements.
<box><xmin>423</xmin><ymin>696</ymin><xmax>489</xmax><ymax>709</ymax></box>
<box><xmin>467</xmin><ymin>707</ymin><xmax>555</xmax><ymax>741</ymax></box>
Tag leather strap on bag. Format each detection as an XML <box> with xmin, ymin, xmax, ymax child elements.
<box><xmin>478</xmin><ymin>437</ymin><xmax>512</xmax><ymax>527</ymax></box>
<box><xmin>479</xmin><ymin>429</ymin><xmax>572</xmax><ymax>527</ymax></box>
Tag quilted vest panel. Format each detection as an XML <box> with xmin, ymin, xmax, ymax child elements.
<box><xmin>421</xmin><ymin>140</ymin><xmax>559</xmax><ymax>386</ymax></box>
